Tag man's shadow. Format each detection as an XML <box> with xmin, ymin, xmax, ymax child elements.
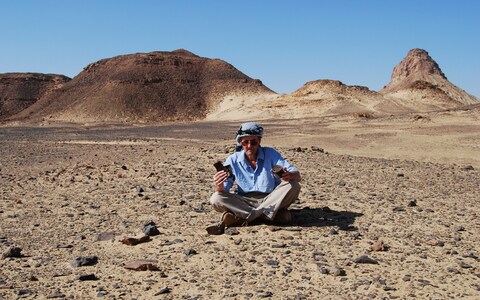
<box><xmin>289</xmin><ymin>206</ymin><xmax>363</xmax><ymax>231</ymax></box>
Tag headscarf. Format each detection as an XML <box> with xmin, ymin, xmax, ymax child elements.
<box><xmin>235</xmin><ymin>122</ymin><xmax>264</xmax><ymax>150</ymax></box>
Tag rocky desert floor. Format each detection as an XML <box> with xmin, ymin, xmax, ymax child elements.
<box><xmin>1</xmin><ymin>114</ymin><xmax>479</xmax><ymax>299</ymax></box>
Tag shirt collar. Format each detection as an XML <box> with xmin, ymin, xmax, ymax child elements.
<box><xmin>239</xmin><ymin>146</ymin><xmax>264</xmax><ymax>165</ymax></box>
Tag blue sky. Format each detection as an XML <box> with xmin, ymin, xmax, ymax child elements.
<box><xmin>1</xmin><ymin>0</ymin><xmax>479</xmax><ymax>97</ymax></box>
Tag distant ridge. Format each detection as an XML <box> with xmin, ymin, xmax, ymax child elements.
<box><xmin>380</xmin><ymin>48</ymin><xmax>478</xmax><ymax>107</ymax></box>
<box><xmin>0</xmin><ymin>73</ymin><xmax>70</xmax><ymax>120</ymax></box>
<box><xmin>3</xmin><ymin>48</ymin><xmax>478</xmax><ymax>124</ymax></box>
<box><xmin>10</xmin><ymin>49</ymin><xmax>274</xmax><ymax>123</ymax></box>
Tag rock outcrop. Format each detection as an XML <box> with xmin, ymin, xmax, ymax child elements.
<box><xmin>11</xmin><ymin>49</ymin><xmax>274</xmax><ymax>123</ymax></box>
<box><xmin>0</xmin><ymin>73</ymin><xmax>70</xmax><ymax>120</ymax></box>
<box><xmin>380</xmin><ymin>48</ymin><xmax>477</xmax><ymax>107</ymax></box>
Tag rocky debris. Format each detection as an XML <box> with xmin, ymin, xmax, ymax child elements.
<box><xmin>206</xmin><ymin>223</ymin><xmax>225</xmax><ymax>235</ymax></box>
<box><xmin>154</xmin><ymin>287</ymin><xmax>171</xmax><ymax>295</ymax></box>
<box><xmin>95</xmin><ymin>232</ymin><xmax>116</xmax><ymax>241</ymax></box>
<box><xmin>370</xmin><ymin>239</ymin><xmax>386</xmax><ymax>251</ymax></box>
<box><xmin>76</xmin><ymin>274</ymin><xmax>99</xmax><ymax>281</ymax></box>
<box><xmin>353</xmin><ymin>255</ymin><xmax>379</xmax><ymax>264</ymax></box>
<box><xmin>461</xmin><ymin>165</ymin><xmax>474</xmax><ymax>171</ymax></box>
<box><xmin>224</xmin><ymin>227</ymin><xmax>240</xmax><ymax>235</ymax></box>
<box><xmin>69</xmin><ymin>256</ymin><xmax>98</xmax><ymax>267</ymax></box>
<box><xmin>143</xmin><ymin>221</ymin><xmax>160</xmax><ymax>236</ymax></box>
<box><xmin>318</xmin><ymin>264</ymin><xmax>346</xmax><ymax>276</ymax></box>
<box><xmin>2</xmin><ymin>246</ymin><xmax>23</xmax><ymax>259</ymax></box>
<box><xmin>1</xmin><ymin>124</ymin><xmax>479</xmax><ymax>298</ymax></box>
<box><xmin>120</xmin><ymin>236</ymin><xmax>151</xmax><ymax>246</ymax></box>
<box><xmin>123</xmin><ymin>259</ymin><xmax>159</xmax><ymax>271</ymax></box>
<box><xmin>46</xmin><ymin>291</ymin><xmax>66</xmax><ymax>299</ymax></box>
<box><xmin>184</xmin><ymin>249</ymin><xmax>198</xmax><ymax>256</ymax></box>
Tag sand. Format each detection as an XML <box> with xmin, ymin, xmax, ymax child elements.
<box><xmin>1</xmin><ymin>115</ymin><xmax>479</xmax><ymax>299</ymax></box>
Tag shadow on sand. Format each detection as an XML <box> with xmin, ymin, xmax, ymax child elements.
<box><xmin>289</xmin><ymin>207</ymin><xmax>363</xmax><ymax>230</ymax></box>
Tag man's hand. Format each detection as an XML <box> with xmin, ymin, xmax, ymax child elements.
<box><xmin>214</xmin><ymin>171</ymin><xmax>228</xmax><ymax>192</ymax></box>
<box><xmin>281</xmin><ymin>170</ymin><xmax>301</xmax><ymax>182</ymax></box>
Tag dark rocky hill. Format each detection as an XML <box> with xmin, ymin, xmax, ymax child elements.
<box><xmin>10</xmin><ymin>49</ymin><xmax>274</xmax><ymax>123</ymax></box>
<box><xmin>0</xmin><ymin>73</ymin><xmax>70</xmax><ymax>120</ymax></box>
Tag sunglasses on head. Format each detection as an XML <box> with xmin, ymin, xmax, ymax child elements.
<box><xmin>241</xmin><ymin>139</ymin><xmax>259</xmax><ymax>146</ymax></box>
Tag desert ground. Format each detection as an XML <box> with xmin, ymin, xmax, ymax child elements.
<box><xmin>1</xmin><ymin>113</ymin><xmax>479</xmax><ymax>299</ymax></box>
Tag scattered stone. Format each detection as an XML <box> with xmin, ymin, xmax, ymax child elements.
<box><xmin>408</xmin><ymin>200</ymin><xmax>417</xmax><ymax>207</ymax></box>
<box><xmin>76</xmin><ymin>274</ymin><xmax>99</xmax><ymax>281</ymax></box>
<box><xmin>96</xmin><ymin>232</ymin><xmax>116</xmax><ymax>241</ymax></box>
<box><xmin>265</xmin><ymin>260</ymin><xmax>279</xmax><ymax>267</ymax></box>
<box><xmin>267</xmin><ymin>226</ymin><xmax>282</xmax><ymax>232</ymax></box>
<box><xmin>224</xmin><ymin>227</ymin><xmax>240</xmax><ymax>235</ymax></box>
<box><xmin>155</xmin><ymin>287</ymin><xmax>171</xmax><ymax>295</ymax></box>
<box><xmin>447</xmin><ymin>267</ymin><xmax>461</xmax><ymax>274</ymax></box>
<box><xmin>370</xmin><ymin>239</ymin><xmax>385</xmax><ymax>251</ymax></box>
<box><xmin>46</xmin><ymin>292</ymin><xmax>66</xmax><ymax>298</ymax></box>
<box><xmin>206</xmin><ymin>223</ymin><xmax>225</xmax><ymax>235</ymax></box>
<box><xmin>258</xmin><ymin>291</ymin><xmax>273</xmax><ymax>298</ymax></box>
<box><xmin>2</xmin><ymin>246</ymin><xmax>22</xmax><ymax>259</ymax></box>
<box><xmin>338</xmin><ymin>181</ymin><xmax>347</xmax><ymax>187</ymax></box>
<box><xmin>353</xmin><ymin>255</ymin><xmax>379</xmax><ymax>264</ymax></box>
<box><xmin>393</xmin><ymin>206</ymin><xmax>405</xmax><ymax>212</ymax></box>
<box><xmin>120</xmin><ymin>236</ymin><xmax>151</xmax><ymax>246</ymax></box>
<box><xmin>328</xmin><ymin>228</ymin><xmax>338</xmax><ymax>235</ymax></box>
<box><xmin>311</xmin><ymin>146</ymin><xmax>324</xmax><ymax>153</ymax></box>
<box><xmin>143</xmin><ymin>222</ymin><xmax>160</xmax><ymax>236</ymax></box>
<box><xmin>442</xmin><ymin>249</ymin><xmax>458</xmax><ymax>255</ymax></box>
<box><xmin>17</xmin><ymin>289</ymin><xmax>33</xmax><ymax>296</ymax></box>
<box><xmin>397</xmin><ymin>173</ymin><xmax>405</xmax><ymax>177</ymax></box>
<box><xmin>184</xmin><ymin>249</ymin><xmax>198</xmax><ymax>256</ymax></box>
<box><xmin>136</xmin><ymin>186</ymin><xmax>145</xmax><ymax>193</ymax></box>
<box><xmin>458</xmin><ymin>261</ymin><xmax>473</xmax><ymax>269</ymax></box>
<box><xmin>426</xmin><ymin>240</ymin><xmax>445</xmax><ymax>247</ymax></box>
<box><xmin>56</xmin><ymin>243</ymin><xmax>73</xmax><ymax>249</ymax></box>
<box><xmin>455</xmin><ymin>226</ymin><xmax>465</xmax><ymax>232</ymax></box>
<box><xmin>124</xmin><ymin>259</ymin><xmax>159</xmax><ymax>271</ymax></box>
<box><xmin>318</xmin><ymin>266</ymin><xmax>329</xmax><ymax>274</ymax></box>
<box><xmin>330</xmin><ymin>266</ymin><xmax>346</xmax><ymax>276</ymax></box>
<box><xmin>70</xmin><ymin>256</ymin><xmax>98</xmax><ymax>268</ymax></box>
<box><xmin>461</xmin><ymin>165</ymin><xmax>474</xmax><ymax>171</ymax></box>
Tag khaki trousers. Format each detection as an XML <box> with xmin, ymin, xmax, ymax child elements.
<box><xmin>209</xmin><ymin>180</ymin><xmax>301</xmax><ymax>222</ymax></box>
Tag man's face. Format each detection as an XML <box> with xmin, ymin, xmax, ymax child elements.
<box><xmin>241</xmin><ymin>136</ymin><xmax>260</xmax><ymax>156</ymax></box>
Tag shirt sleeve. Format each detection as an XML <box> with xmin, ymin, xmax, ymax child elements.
<box><xmin>272</xmin><ymin>148</ymin><xmax>300</xmax><ymax>173</ymax></box>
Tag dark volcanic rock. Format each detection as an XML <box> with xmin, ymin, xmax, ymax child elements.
<box><xmin>0</xmin><ymin>73</ymin><xmax>70</xmax><ymax>120</ymax></box>
<box><xmin>70</xmin><ymin>256</ymin><xmax>98</xmax><ymax>267</ymax></box>
<box><xmin>11</xmin><ymin>49</ymin><xmax>274</xmax><ymax>123</ymax></box>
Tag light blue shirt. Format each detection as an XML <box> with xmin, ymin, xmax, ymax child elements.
<box><xmin>223</xmin><ymin>146</ymin><xmax>299</xmax><ymax>195</ymax></box>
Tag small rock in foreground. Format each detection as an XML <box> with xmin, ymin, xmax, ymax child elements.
<box><xmin>2</xmin><ymin>246</ymin><xmax>22</xmax><ymax>259</ymax></box>
<box><xmin>70</xmin><ymin>256</ymin><xmax>98</xmax><ymax>268</ymax></box>
<box><xmin>124</xmin><ymin>259</ymin><xmax>159</xmax><ymax>271</ymax></box>
<box><xmin>353</xmin><ymin>255</ymin><xmax>379</xmax><ymax>264</ymax></box>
